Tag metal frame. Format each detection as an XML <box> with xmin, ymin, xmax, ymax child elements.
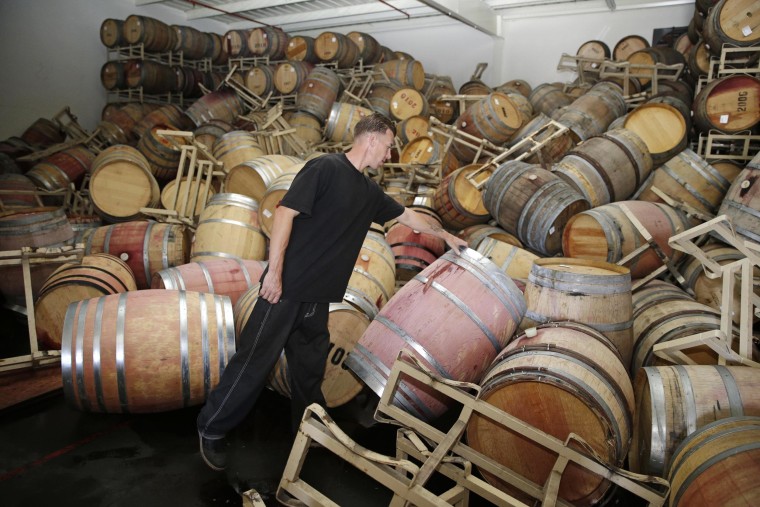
<box><xmin>696</xmin><ymin>130</ymin><xmax>760</xmax><ymax>163</ymax></box>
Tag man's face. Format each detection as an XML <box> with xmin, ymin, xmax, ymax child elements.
<box><xmin>369</xmin><ymin>128</ymin><xmax>394</xmax><ymax>170</ymax></box>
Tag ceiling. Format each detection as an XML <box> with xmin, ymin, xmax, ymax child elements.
<box><xmin>136</xmin><ymin>0</ymin><xmax>686</xmax><ymax>37</ymax></box>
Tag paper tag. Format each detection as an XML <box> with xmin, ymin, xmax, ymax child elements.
<box><xmin>549</xmin><ymin>226</ymin><xmax>556</xmax><ymax>235</ymax></box>
<box><xmin>720</xmin><ymin>114</ymin><xmax>729</xmax><ymax>124</ymax></box>
<box><xmin>743</xmin><ymin>25</ymin><xmax>753</xmax><ymax>37</ymax></box>
<box><xmin>331</xmin><ymin>37</ymin><xmax>337</xmax><ymax>42</ymax></box>
<box><xmin>120</xmin><ymin>252</ymin><xmax>129</xmax><ymax>261</ymax></box>
<box><xmin>263</xmin><ymin>209</ymin><xmax>272</xmax><ymax>218</ymax></box>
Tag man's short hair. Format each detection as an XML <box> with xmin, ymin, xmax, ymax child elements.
<box><xmin>354</xmin><ymin>113</ymin><xmax>395</xmax><ymax>139</ymax></box>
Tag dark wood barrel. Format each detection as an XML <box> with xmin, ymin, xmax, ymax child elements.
<box><xmin>295</xmin><ymin>67</ymin><xmax>341</xmax><ymax>122</ymax></box>
<box><xmin>246</xmin><ymin>27</ymin><xmax>289</xmax><ymax>60</ymax></box>
<box><xmin>137</xmin><ymin>126</ymin><xmax>186</xmax><ymax>182</ymax></box>
<box><xmin>483</xmin><ymin>160</ymin><xmax>590</xmax><ymax>256</ymax></box>
<box><xmin>347</xmin><ymin>31</ymin><xmax>383</xmax><ymax>64</ymax></box>
<box><xmin>273</xmin><ymin>61</ymin><xmax>314</xmax><ymax>95</ymax></box>
<box><xmin>285</xmin><ymin>35</ymin><xmax>318</xmax><ymax>63</ymax></box>
<box><xmin>124</xmin><ymin>59</ymin><xmax>177</xmax><ymax>94</ymax></box>
<box><xmin>123</xmin><ymin>15</ymin><xmax>175</xmax><ymax>52</ymax></box>
<box><xmin>100</xmin><ymin>61</ymin><xmax>126</xmax><ymax>90</ymax></box>
<box><xmin>366</xmin><ymin>79</ymin><xmax>402</xmax><ymax>117</ymax></box>
<box><xmin>450</xmin><ymin>92</ymin><xmax>523</xmax><ymax>163</ymax></box>
<box><xmin>717</xmin><ymin>155</ymin><xmax>760</xmax><ymax>243</ymax></box>
<box><xmin>61</xmin><ymin>289</ymin><xmax>235</xmax><ymax>413</ymax></box>
<box><xmin>693</xmin><ymin>75</ymin><xmax>760</xmax><ymax>134</ymax></box>
<box><xmin>376</xmin><ymin>59</ymin><xmax>426</xmax><ymax>90</ymax></box>
<box><xmin>185</xmin><ymin>89</ymin><xmax>245</xmax><ymax>127</ymax></box>
<box><xmin>133</xmin><ymin>104</ymin><xmax>192</xmax><ymax>139</ymax></box>
<box><xmin>613</xmin><ymin>34</ymin><xmax>649</xmax><ymax>61</ymax></box>
<box><xmin>555</xmin><ymin>82</ymin><xmax>627</xmax><ymax>142</ymax></box>
<box><xmin>224</xmin><ymin>29</ymin><xmax>253</xmax><ymax>57</ymax></box>
<box><xmin>529</xmin><ymin>84</ymin><xmax>573</xmax><ymax>118</ymax></box>
<box><xmin>314</xmin><ymin>32</ymin><xmax>360</xmax><ymax>68</ymax></box>
<box><xmin>100</xmin><ymin>18</ymin><xmax>125</xmax><ymax>48</ymax></box>
<box><xmin>0</xmin><ymin>206</ymin><xmax>73</xmax><ymax>250</ymax></box>
<box><xmin>26</xmin><ymin>145</ymin><xmax>95</xmax><ymax>192</ymax></box>
<box><xmin>432</xmin><ymin>164</ymin><xmax>491</xmax><ymax>230</ymax></box>
<box><xmin>0</xmin><ymin>173</ymin><xmax>38</xmax><ymax>208</ymax></box>
<box><xmin>171</xmin><ymin>25</ymin><xmax>208</xmax><ymax>60</ymax></box>
<box><xmin>20</xmin><ymin>118</ymin><xmax>65</xmax><ymax>148</ymax></box>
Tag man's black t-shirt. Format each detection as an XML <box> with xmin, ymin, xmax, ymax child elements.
<box><xmin>276</xmin><ymin>153</ymin><xmax>404</xmax><ymax>302</ymax></box>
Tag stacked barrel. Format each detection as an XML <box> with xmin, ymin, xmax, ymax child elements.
<box><xmin>4</xmin><ymin>4</ymin><xmax>760</xmax><ymax>505</ymax></box>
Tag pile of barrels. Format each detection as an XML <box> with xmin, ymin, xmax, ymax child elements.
<box><xmin>3</xmin><ymin>1</ymin><xmax>760</xmax><ymax>505</ymax></box>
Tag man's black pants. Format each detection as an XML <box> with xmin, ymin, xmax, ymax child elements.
<box><xmin>197</xmin><ymin>298</ymin><xmax>330</xmax><ymax>439</ymax></box>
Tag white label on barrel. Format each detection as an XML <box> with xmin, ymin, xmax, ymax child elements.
<box><xmin>413</xmin><ymin>230</ymin><xmax>420</xmax><ymax>234</ymax></box>
<box><xmin>427</xmin><ymin>147</ymin><xmax>433</xmax><ymax>152</ymax></box>
<box><xmin>741</xmin><ymin>180</ymin><xmax>751</xmax><ymax>189</ymax></box>
<box><xmin>528</xmin><ymin>174</ymin><xmax>537</xmax><ymax>180</ymax></box>
<box><xmin>309</xmin><ymin>83</ymin><xmax>314</xmax><ymax>87</ymax></box>
<box><xmin>361</xmin><ymin>254</ymin><xmax>370</xmax><ymax>262</ymax></box>
<box><xmin>263</xmin><ymin>208</ymin><xmax>272</xmax><ymax>218</ymax></box>
<box><xmin>331</xmin><ymin>37</ymin><xmax>336</xmax><ymax>42</ymax></box>
<box><xmin>743</xmin><ymin>26</ymin><xmax>753</xmax><ymax>37</ymax></box>
<box><xmin>549</xmin><ymin>226</ymin><xmax>555</xmax><ymax>235</ymax></box>
<box><xmin>720</xmin><ymin>114</ymin><xmax>729</xmax><ymax>124</ymax></box>
<box><xmin>392</xmin><ymin>101</ymin><xmax>398</xmax><ymax>108</ymax></box>
<box><xmin>494</xmin><ymin>99</ymin><xmax>500</xmax><ymax>105</ymax></box>
<box><xmin>120</xmin><ymin>252</ymin><xmax>129</xmax><ymax>261</ymax></box>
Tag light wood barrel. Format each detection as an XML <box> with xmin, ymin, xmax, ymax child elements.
<box><xmin>89</xmin><ymin>146</ymin><xmax>160</xmax><ymax>223</ymax></box>
<box><xmin>576</xmin><ymin>39</ymin><xmax>610</xmax><ymax>72</ymax></box>
<box><xmin>295</xmin><ymin>67</ymin><xmax>341</xmax><ymax>122</ymax></box>
<box><xmin>244</xmin><ymin>65</ymin><xmax>276</xmax><ymax>97</ymax></box>
<box><xmin>273</xmin><ymin>61</ymin><xmax>314</xmax><ymax>95</ymax></box>
<box><xmin>100</xmin><ymin>18</ymin><xmax>125</xmax><ymax>48</ymax></box>
<box><xmin>450</xmin><ymin>92</ymin><xmax>523</xmax><ymax>163</ymax></box>
<box><xmin>528</xmin><ymin>83</ymin><xmax>573</xmax><ymax>117</ymax></box>
<box><xmin>433</xmin><ymin>164</ymin><xmax>491</xmax><ymax>230</ymax></box>
<box><xmin>35</xmin><ymin>254</ymin><xmax>137</xmax><ymax>350</ymax></box>
<box><xmin>631</xmin><ymin>365</ymin><xmax>760</xmax><ymax>476</ymax></box>
<box><xmin>693</xmin><ymin>75</ymin><xmax>760</xmax><ymax>134</ymax></box>
<box><xmin>467</xmin><ymin>322</ymin><xmax>633</xmax><ymax>506</ymax></box>
<box><xmin>386</xmin><ymin>207</ymin><xmax>446</xmax><ymax>282</ymax></box>
<box><xmin>366</xmin><ymin>79</ymin><xmax>402</xmax><ymax>117</ymax></box>
<box><xmin>285</xmin><ymin>35</ymin><xmax>318</xmax><ymax>63</ymax></box>
<box><xmin>62</xmin><ymin>289</ymin><xmax>236</xmax><ymax>413</ymax></box>
<box><xmin>613</xmin><ymin>34</ymin><xmax>650</xmax><ymax>61</ymax></box>
<box><xmin>667</xmin><ymin>416</ymin><xmax>760</xmax><ymax>507</ymax></box>
<box><xmin>346</xmin><ymin>249</ymin><xmax>526</xmax><ymax>421</ymax></box>
<box><xmin>703</xmin><ymin>0</ymin><xmax>760</xmax><ymax>57</ymax></box>
<box><xmin>562</xmin><ymin>200</ymin><xmax>691</xmax><ymax>278</ymax></box>
<box><xmin>259</xmin><ymin>163</ymin><xmax>305</xmax><ymax>237</ymax></box>
<box><xmin>224</xmin><ymin>29</ymin><xmax>253</xmax><ymax>57</ymax></box>
<box><xmin>344</xmin><ymin>229</ymin><xmax>396</xmax><ymax>316</ymax></box>
<box><xmin>151</xmin><ymin>258</ymin><xmax>266</xmax><ymax>308</ymax></box>
<box><xmin>627</xmin><ymin>47</ymin><xmax>686</xmax><ymax>86</ymax></box>
<box><xmin>191</xmin><ymin>193</ymin><xmax>266</xmax><ymax>262</ymax></box>
<box><xmin>458</xmin><ymin>79</ymin><xmax>492</xmax><ymax>96</ymax></box>
<box><xmin>82</xmin><ymin>221</ymin><xmax>190</xmax><ymax>290</ymax></box>
<box><xmin>160</xmin><ymin>178</ymin><xmax>214</xmax><ymax>219</ymax></box>
<box><xmin>396</xmin><ymin>115</ymin><xmax>429</xmax><ymax>145</ymax></box>
<box><xmin>171</xmin><ymin>25</ymin><xmax>208</xmax><ymax>60</ymax></box>
<box><xmin>246</xmin><ymin>27</ymin><xmax>289</xmax><ymax>60</ymax></box>
<box><xmin>376</xmin><ymin>59</ymin><xmax>425</xmax><ymax>90</ymax></box>
<box><xmin>637</xmin><ymin>148</ymin><xmax>739</xmax><ymax>214</ymax></box>
<box><xmin>224</xmin><ymin>154</ymin><xmax>303</xmax><ymax>202</ymax></box>
<box><xmin>476</xmin><ymin>237</ymin><xmax>538</xmax><ymax>281</ymax></box>
<box><xmin>314</xmin><ymin>31</ymin><xmax>360</xmax><ymax>68</ymax></box>
<box><xmin>522</xmin><ymin>258</ymin><xmax>633</xmax><ymax>367</ymax></box>
<box><xmin>213</xmin><ymin>131</ymin><xmax>266</xmax><ymax>173</ymax></box>
<box><xmin>483</xmin><ymin>160</ymin><xmax>590</xmax><ymax>256</ymax></box>
<box><xmin>324</xmin><ymin>103</ymin><xmax>373</xmax><ymax>143</ymax></box>
<box><xmin>100</xmin><ymin>61</ymin><xmax>125</xmax><ymax>90</ymax></box>
<box><xmin>286</xmin><ymin>111</ymin><xmax>323</xmax><ymax>146</ymax></box>
<box><xmin>347</xmin><ymin>31</ymin><xmax>383</xmax><ymax>64</ymax></box>
<box><xmin>623</xmin><ymin>102</ymin><xmax>688</xmax><ymax>167</ymax></box>
<box><xmin>553</xmin><ymin>128</ymin><xmax>652</xmax><ymax>207</ymax></box>
<box><xmin>389</xmin><ymin>87</ymin><xmax>428</xmax><ymax>121</ymax></box>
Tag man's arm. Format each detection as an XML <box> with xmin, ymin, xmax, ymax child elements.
<box><xmin>395</xmin><ymin>208</ymin><xmax>468</xmax><ymax>254</ymax></box>
<box><xmin>260</xmin><ymin>205</ymin><xmax>300</xmax><ymax>303</ymax></box>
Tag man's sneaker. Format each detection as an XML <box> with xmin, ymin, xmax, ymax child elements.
<box><xmin>198</xmin><ymin>431</ymin><xmax>227</xmax><ymax>471</ymax></box>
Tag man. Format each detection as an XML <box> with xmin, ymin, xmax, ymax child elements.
<box><xmin>197</xmin><ymin>113</ymin><xmax>467</xmax><ymax>471</ymax></box>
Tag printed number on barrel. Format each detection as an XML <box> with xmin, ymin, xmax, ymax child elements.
<box><xmin>738</xmin><ymin>90</ymin><xmax>748</xmax><ymax>113</ymax></box>
<box><xmin>327</xmin><ymin>342</ymin><xmax>348</xmax><ymax>368</ymax></box>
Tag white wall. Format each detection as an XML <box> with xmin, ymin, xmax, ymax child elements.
<box><xmin>0</xmin><ymin>0</ymin><xmax>226</xmax><ymax>139</ymax></box>
<box><xmin>0</xmin><ymin>0</ymin><xmax>693</xmax><ymax>139</ymax></box>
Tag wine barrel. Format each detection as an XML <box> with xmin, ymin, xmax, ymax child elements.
<box><xmin>34</xmin><ymin>253</ymin><xmax>137</xmax><ymax>350</ymax></box>
<box><xmin>344</xmin><ymin>229</ymin><xmax>396</xmax><ymax>315</ymax></box>
<box><xmin>693</xmin><ymin>75</ymin><xmax>760</xmax><ymax>134</ymax></box>
<box><xmin>522</xmin><ymin>258</ymin><xmax>633</xmax><ymax>367</ymax></box>
<box><xmin>286</xmin><ymin>111</ymin><xmax>323</xmax><ymax>146</ymax></box>
<box><xmin>459</xmin><ymin>79</ymin><xmax>492</xmax><ymax>96</ymax></box>
<box><xmin>324</xmin><ymin>103</ymin><xmax>373</xmax><ymax>143</ymax></box>
<box><xmin>622</xmin><ymin>102</ymin><xmax>688</xmax><ymax>167</ymax></box>
<box><xmin>637</xmin><ymin>148</ymin><xmax>739</xmax><ymax>214</ymax></box>
<box><xmin>631</xmin><ymin>365</ymin><xmax>760</xmax><ymax>476</ymax></box>
<box><xmin>467</xmin><ymin>322</ymin><xmax>633</xmax><ymax>507</ymax></box>
<box><xmin>224</xmin><ymin>154</ymin><xmax>303</xmax><ymax>202</ymax></box>
<box><xmin>433</xmin><ymin>164</ymin><xmax>491</xmax><ymax>230</ymax></box>
<box><xmin>555</xmin><ymin>82</ymin><xmax>627</xmax><ymax>142</ymax></box>
<box><xmin>123</xmin><ymin>15</ymin><xmax>175</xmax><ymax>52</ymax></box>
<box><xmin>244</xmin><ymin>65</ymin><xmax>277</xmax><ymax>97</ymax></box>
<box><xmin>0</xmin><ymin>206</ymin><xmax>73</xmax><ymax>251</ymax></box>
<box><xmin>100</xmin><ymin>61</ymin><xmax>126</xmax><ymax>90</ymax></box>
<box><xmin>476</xmin><ymin>237</ymin><xmax>539</xmax><ymax>281</ymax></box>
<box><xmin>89</xmin><ymin>145</ymin><xmax>160</xmax><ymax>223</ymax></box>
<box><xmin>613</xmin><ymin>34</ymin><xmax>650</xmax><ymax>61</ymax></box>
<box><xmin>528</xmin><ymin>84</ymin><xmax>573</xmax><ymax>118</ymax></box>
<box><xmin>627</xmin><ymin>47</ymin><xmax>686</xmax><ymax>86</ymax></box>
<box><xmin>151</xmin><ymin>258</ymin><xmax>266</xmax><ymax>308</ymax></box>
<box><xmin>376</xmin><ymin>59</ymin><xmax>425</xmax><ymax>90</ymax></box>
<box><xmin>82</xmin><ymin>220</ymin><xmax>190</xmax><ymax>289</ymax></box>
<box><xmin>285</xmin><ymin>35</ymin><xmax>318</xmax><ymax>63</ymax></box>
<box><xmin>562</xmin><ymin>201</ymin><xmax>691</xmax><ymax>279</ymax></box>
<box><xmin>212</xmin><ymin>131</ymin><xmax>266</xmax><ymax>173</ymax></box>
<box><xmin>458</xmin><ymin>224</ymin><xmax>522</xmax><ymax>249</ymax></box>
<box><xmin>718</xmin><ymin>155</ymin><xmax>760</xmax><ymax>243</ymax></box>
<box><xmin>385</xmin><ymin>207</ymin><xmax>445</xmax><ymax>282</ymax></box>
<box><xmin>450</xmin><ymin>92</ymin><xmax>523</xmax><ymax>163</ymax></box>
<box><xmin>483</xmin><ymin>160</ymin><xmax>590</xmax><ymax>256</ymax></box>
<box><xmin>160</xmin><ymin>178</ymin><xmax>215</xmax><ymax>219</ymax></box>
<box><xmin>171</xmin><ymin>25</ymin><xmax>208</xmax><ymax>60</ymax></box>
<box><xmin>366</xmin><ymin>79</ymin><xmax>402</xmax><ymax>117</ymax></box>
<box><xmin>26</xmin><ymin>145</ymin><xmax>95</xmax><ymax>192</ymax></box>
<box><xmin>137</xmin><ymin>126</ymin><xmax>185</xmax><ymax>182</ymax></box>
<box><xmin>295</xmin><ymin>67</ymin><xmax>341</xmax><ymax>122</ymax></box>
<box><xmin>185</xmin><ymin>89</ymin><xmax>245</xmax><ymax>127</ymax></box>
<box><xmin>193</xmin><ymin>119</ymin><xmax>233</xmax><ymax>149</ymax></box>
<box><xmin>133</xmin><ymin>104</ymin><xmax>192</xmax><ymax>140</ymax></box>
<box><xmin>389</xmin><ymin>87</ymin><xmax>429</xmax><ymax>121</ymax></box>
<box><xmin>273</xmin><ymin>61</ymin><xmax>314</xmax><ymax>95</ymax></box>
<box><xmin>314</xmin><ymin>32</ymin><xmax>360</xmax><ymax>68</ymax></box>
<box><xmin>100</xmin><ymin>18</ymin><xmax>125</xmax><ymax>48</ymax></box>
<box><xmin>396</xmin><ymin>115</ymin><xmax>429</xmax><ymax>146</ymax></box>
<box><xmin>347</xmin><ymin>31</ymin><xmax>383</xmax><ymax>65</ymax></box>
<box><xmin>576</xmin><ymin>39</ymin><xmax>611</xmax><ymax>72</ymax></box>
<box><xmin>346</xmin><ymin>249</ymin><xmax>526</xmax><ymax>421</ymax></box>
<box><xmin>506</xmin><ymin>113</ymin><xmax>576</xmax><ymax>165</ymax></box>
<box><xmin>246</xmin><ymin>27</ymin><xmax>289</xmax><ymax>60</ymax></box>
<box><xmin>667</xmin><ymin>416</ymin><xmax>760</xmax><ymax>507</ymax></box>
<box><xmin>62</xmin><ymin>289</ymin><xmax>236</xmax><ymax>413</ymax></box>
<box><xmin>552</xmin><ymin>128</ymin><xmax>652</xmax><ymax>207</ymax></box>
<box><xmin>191</xmin><ymin>193</ymin><xmax>266</xmax><ymax>262</ymax></box>
<box><xmin>258</xmin><ymin>164</ymin><xmax>305</xmax><ymax>237</ymax></box>
<box><xmin>703</xmin><ymin>0</ymin><xmax>760</xmax><ymax>57</ymax></box>
<box><xmin>0</xmin><ymin>173</ymin><xmax>38</xmax><ymax>208</ymax></box>
<box><xmin>205</xmin><ymin>32</ymin><xmax>228</xmax><ymax>65</ymax></box>
<box><xmin>224</xmin><ymin>29</ymin><xmax>253</xmax><ymax>57</ymax></box>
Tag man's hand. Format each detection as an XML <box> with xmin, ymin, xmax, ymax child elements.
<box><xmin>259</xmin><ymin>271</ymin><xmax>283</xmax><ymax>304</ymax></box>
<box><xmin>444</xmin><ymin>233</ymin><xmax>469</xmax><ymax>255</ymax></box>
